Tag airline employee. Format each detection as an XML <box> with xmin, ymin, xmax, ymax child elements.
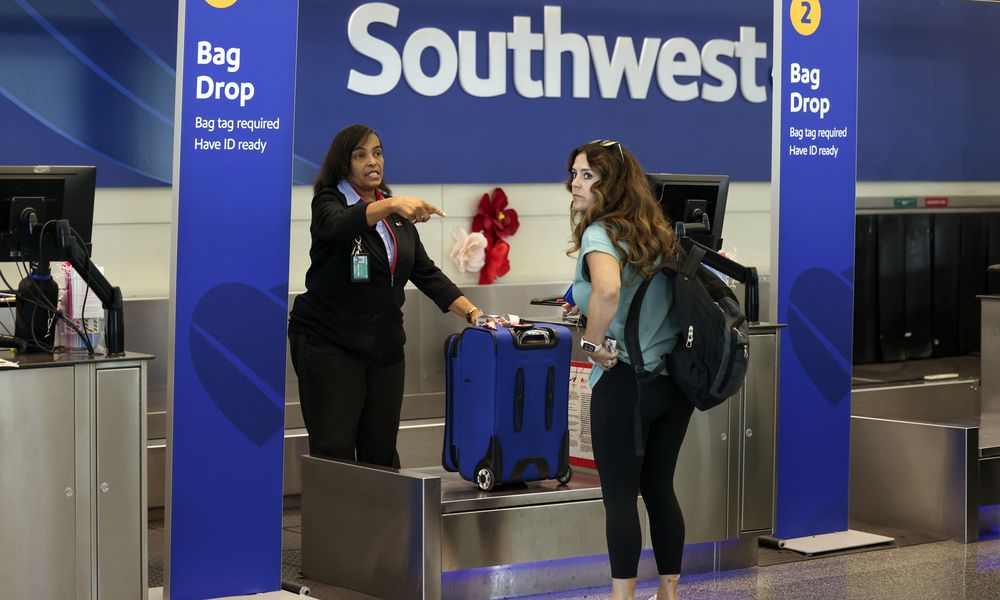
<box><xmin>288</xmin><ymin>123</ymin><xmax>487</xmax><ymax>467</ymax></box>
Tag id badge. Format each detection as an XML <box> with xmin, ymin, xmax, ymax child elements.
<box><xmin>351</xmin><ymin>237</ymin><xmax>370</xmax><ymax>282</ymax></box>
<box><xmin>351</xmin><ymin>254</ymin><xmax>370</xmax><ymax>282</ymax></box>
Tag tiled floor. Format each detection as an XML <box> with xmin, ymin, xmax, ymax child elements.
<box><xmin>150</xmin><ymin>511</ymin><xmax>1000</xmax><ymax>599</ymax></box>
<box><xmin>517</xmin><ymin>537</ymin><xmax>1000</xmax><ymax>599</ymax></box>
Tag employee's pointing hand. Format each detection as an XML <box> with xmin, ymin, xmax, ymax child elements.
<box><xmin>391</xmin><ymin>196</ymin><xmax>446</xmax><ymax>223</ymax></box>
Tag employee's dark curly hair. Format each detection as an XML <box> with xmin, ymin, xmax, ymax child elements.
<box><xmin>314</xmin><ymin>123</ymin><xmax>392</xmax><ymax>195</ymax></box>
<box><xmin>565</xmin><ymin>140</ymin><xmax>678</xmax><ymax>281</ymax></box>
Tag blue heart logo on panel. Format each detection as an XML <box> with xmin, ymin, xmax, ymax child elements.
<box><xmin>189</xmin><ymin>282</ymin><xmax>286</xmax><ymax>446</ymax></box>
<box><xmin>788</xmin><ymin>267</ymin><xmax>852</xmax><ymax>406</ymax></box>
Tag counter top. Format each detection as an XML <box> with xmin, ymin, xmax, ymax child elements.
<box><xmin>523</xmin><ymin>317</ymin><xmax>785</xmax><ymax>332</ymax></box>
<box><xmin>1</xmin><ymin>351</ymin><xmax>153</xmax><ymax>370</ymax></box>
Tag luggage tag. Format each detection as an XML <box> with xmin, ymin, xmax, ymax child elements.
<box><xmin>350</xmin><ymin>236</ymin><xmax>369</xmax><ymax>283</ymax></box>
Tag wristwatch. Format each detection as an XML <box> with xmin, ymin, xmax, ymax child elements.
<box><xmin>580</xmin><ymin>338</ymin><xmax>600</xmax><ymax>353</ymax></box>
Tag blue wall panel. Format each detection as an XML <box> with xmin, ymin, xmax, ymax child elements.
<box><xmin>0</xmin><ymin>0</ymin><xmax>997</xmax><ymax>183</ymax></box>
<box><xmin>857</xmin><ymin>0</ymin><xmax>1000</xmax><ymax>181</ymax></box>
<box><xmin>293</xmin><ymin>0</ymin><xmax>773</xmax><ymax>183</ymax></box>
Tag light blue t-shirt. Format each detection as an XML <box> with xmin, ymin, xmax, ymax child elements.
<box><xmin>572</xmin><ymin>222</ymin><xmax>680</xmax><ymax>387</ymax></box>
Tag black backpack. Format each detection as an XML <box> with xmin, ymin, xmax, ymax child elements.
<box><xmin>624</xmin><ymin>244</ymin><xmax>750</xmax><ymax>411</ymax></box>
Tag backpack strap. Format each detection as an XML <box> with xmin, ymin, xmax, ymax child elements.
<box><xmin>623</xmin><ymin>265</ymin><xmax>672</xmax><ymax>457</ymax></box>
<box><xmin>680</xmin><ymin>244</ymin><xmax>707</xmax><ymax>278</ymax></box>
<box><xmin>623</xmin><ymin>266</ymin><xmax>673</xmax><ymax>383</ymax></box>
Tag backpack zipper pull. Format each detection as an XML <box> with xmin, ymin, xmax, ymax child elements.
<box><xmin>686</xmin><ymin>325</ymin><xmax>694</xmax><ymax>348</ymax></box>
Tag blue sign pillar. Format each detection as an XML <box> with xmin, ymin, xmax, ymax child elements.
<box><xmin>166</xmin><ymin>1</ymin><xmax>298</xmax><ymax>598</ymax></box>
<box><xmin>771</xmin><ymin>0</ymin><xmax>859</xmax><ymax>538</ymax></box>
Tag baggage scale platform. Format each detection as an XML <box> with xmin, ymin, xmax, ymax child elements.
<box><xmin>300</xmin><ymin>459</ymin><xmax>755</xmax><ymax>600</ymax></box>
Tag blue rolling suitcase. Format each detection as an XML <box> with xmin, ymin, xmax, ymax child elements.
<box><xmin>442</xmin><ymin>323</ymin><xmax>573</xmax><ymax>491</ymax></box>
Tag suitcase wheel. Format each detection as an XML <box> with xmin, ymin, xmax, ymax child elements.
<box><xmin>557</xmin><ymin>466</ymin><xmax>573</xmax><ymax>486</ymax></box>
<box><xmin>476</xmin><ymin>467</ymin><xmax>496</xmax><ymax>492</ymax></box>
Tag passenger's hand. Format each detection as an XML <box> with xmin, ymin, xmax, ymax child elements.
<box><xmin>586</xmin><ymin>344</ymin><xmax>618</xmax><ymax>371</ymax></box>
<box><xmin>391</xmin><ymin>196</ymin><xmax>446</xmax><ymax>223</ymax></box>
<box><xmin>476</xmin><ymin>314</ymin><xmax>499</xmax><ymax>328</ymax></box>
<box><xmin>561</xmin><ymin>303</ymin><xmax>579</xmax><ymax>317</ymax></box>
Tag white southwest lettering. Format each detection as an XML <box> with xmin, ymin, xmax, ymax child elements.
<box><xmin>508</xmin><ymin>15</ymin><xmax>544</xmax><ymax>98</ymax></box>
<box><xmin>701</xmin><ymin>39</ymin><xmax>737</xmax><ymax>103</ymax></box>
<box><xmin>457</xmin><ymin>30</ymin><xmax>507</xmax><ymax>97</ymax></box>
<box><xmin>657</xmin><ymin>38</ymin><xmax>701</xmax><ymax>101</ymax></box>
<box><xmin>347</xmin><ymin>3</ymin><xmax>403</xmax><ymax>95</ymax></box>
<box><xmin>544</xmin><ymin>7</ymin><xmax>589</xmax><ymax>99</ymax></box>
<box><xmin>345</xmin><ymin>2</ymin><xmax>768</xmax><ymax>103</ymax></box>
<box><xmin>402</xmin><ymin>27</ymin><xmax>458</xmax><ymax>97</ymax></box>
<box><xmin>588</xmin><ymin>35</ymin><xmax>660</xmax><ymax>100</ymax></box>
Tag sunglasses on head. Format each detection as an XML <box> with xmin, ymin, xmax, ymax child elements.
<box><xmin>591</xmin><ymin>139</ymin><xmax>625</xmax><ymax>163</ymax></box>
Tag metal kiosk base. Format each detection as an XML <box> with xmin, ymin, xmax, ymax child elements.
<box><xmin>301</xmin><ymin>457</ymin><xmax>760</xmax><ymax>600</ymax></box>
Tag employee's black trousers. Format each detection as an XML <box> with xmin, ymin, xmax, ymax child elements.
<box><xmin>590</xmin><ymin>362</ymin><xmax>694</xmax><ymax>579</ymax></box>
<box><xmin>288</xmin><ymin>332</ymin><xmax>405</xmax><ymax>468</ymax></box>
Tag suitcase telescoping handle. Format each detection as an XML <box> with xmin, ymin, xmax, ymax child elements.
<box><xmin>512</xmin><ymin>327</ymin><xmax>558</xmax><ymax>349</ymax></box>
<box><xmin>443</xmin><ymin>335</ymin><xmax>461</xmax><ymax>470</ymax></box>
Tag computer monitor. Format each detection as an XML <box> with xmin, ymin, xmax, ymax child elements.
<box><xmin>646</xmin><ymin>173</ymin><xmax>730</xmax><ymax>251</ymax></box>
<box><xmin>0</xmin><ymin>165</ymin><xmax>96</xmax><ymax>263</ymax></box>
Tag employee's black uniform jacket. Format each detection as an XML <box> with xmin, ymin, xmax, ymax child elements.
<box><xmin>288</xmin><ymin>186</ymin><xmax>462</xmax><ymax>363</ymax></box>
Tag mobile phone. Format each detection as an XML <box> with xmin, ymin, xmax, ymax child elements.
<box><xmin>603</xmin><ymin>337</ymin><xmax>617</xmax><ymax>352</ymax></box>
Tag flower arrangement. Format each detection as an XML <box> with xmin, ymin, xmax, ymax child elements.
<box><xmin>479</xmin><ymin>238</ymin><xmax>511</xmax><ymax>285</ymax></box>
<box><xmin>450</xmin><ymin>187</ymin><xmax>519</xmax><ymax>284</ymax></box>
<box><xmin>449</xmin><ymin>228</ymin><xmax>488</xmax><ymax>273</ymax></box>
<box><xmin>472</xmin><ymin>187</ymin><xmax>520</xmax><ymax>242</ymax></box>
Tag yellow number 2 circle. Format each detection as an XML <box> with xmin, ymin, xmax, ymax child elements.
<box><xmin>205</xmin><ymin>0</ymin><xmax>238</xmax><ymax>8</ymax></box>
<box><xmin>791</xmin><ymin>0</ymin><xmax>822</xmax><ymax>36</ymax></box>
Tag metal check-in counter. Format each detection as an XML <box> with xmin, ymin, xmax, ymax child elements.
<box><xmin>300</xmin><ymin>323</ymin><xmax>781</xmax><ymax>600</ymax></box>
<box><xmin>0</xmin><ymin>352</ymin><xmax>151</xmax><ymax>600</ymax></box>
<box><xmin>847</xmin><ymin>199</ymin><xmax>1000</xmax><ymax>542</ymax></box>
<box><xmin>848</xmin><ymin>295</ymin><xmax>1000</xmax><ymax>543</ymax></box>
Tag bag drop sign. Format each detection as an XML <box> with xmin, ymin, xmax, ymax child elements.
<box><xmin>194</xmin><ymin>41</ymin><xmax>255</xmax><ymax>107</ymax></box>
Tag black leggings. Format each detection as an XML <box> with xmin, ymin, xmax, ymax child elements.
<box><xmin>591</xmin><ymin>362</ymin><xmax>694</xmax><ymax>578</ymax></box>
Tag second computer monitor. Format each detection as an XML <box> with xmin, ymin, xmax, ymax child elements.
<box><xmin>0</xmin><ymin>165</ymin><xmax>96</xmax><ymax>263</ymax></box>
<box><xmin>646</xmin><ymin>173</ymin><xmax>730</xmax><ymax>251</ymax></box>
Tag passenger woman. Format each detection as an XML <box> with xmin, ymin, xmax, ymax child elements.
<box><xmin>563</xmin><ymin>140</ymin><xmax>691</xmax><ymax>600</ymax></box>
<box><xmin>288</xmin><ymin>124</ymin><xmax>488</xmax><ymax>467</ymax></box>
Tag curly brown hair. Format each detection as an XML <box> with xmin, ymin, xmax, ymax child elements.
<box><xmin>565</xmin><ymin>140</ymin><xmax>679</xmax><ymax>281</ymax></box>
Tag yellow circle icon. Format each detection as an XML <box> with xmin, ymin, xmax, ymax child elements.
<box><xmin>790</xmin><ymin>0</ymin><xmax>822</xmax><ymax>36</ymax></box>
<box><xmin>205</xmin><ymin>0</ymin><xmax>238</xmax><ymax>8</ymax></box>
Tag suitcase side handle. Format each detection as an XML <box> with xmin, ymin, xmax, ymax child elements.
<box><xmin>545</xmin><ymin>366</ymin><xmax>555</xmax><ymax>431</ymax></box>
<box><xmin>513</xmin><ymin>367</ymin><xmax>525</xmax><ymax>433</ymax></box>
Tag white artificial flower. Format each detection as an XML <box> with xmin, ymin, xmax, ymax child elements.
<box><xmin>450</xmin><ymin>227</ymin><xmax>488</xmax><ymax>273</ymax></box>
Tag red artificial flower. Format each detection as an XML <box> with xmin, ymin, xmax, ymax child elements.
<box><xmin>479</xmin><ymin>238</ymin><xmax>511</xmax><ymax>285</ymax></box>
<box><xmin>472</xmin><ymin>187</ymin><xmax>519</xmax><ymax>241</ymax></box>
